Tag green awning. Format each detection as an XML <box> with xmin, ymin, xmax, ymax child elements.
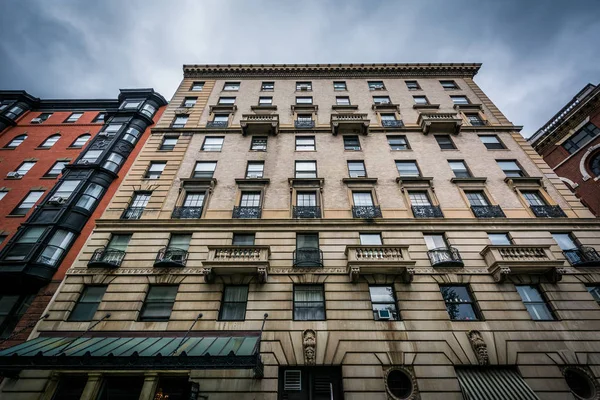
<box><xmin>455</xmin><ymin>367</ymin><xmax>539</xmax><ymax>400</ymax></box>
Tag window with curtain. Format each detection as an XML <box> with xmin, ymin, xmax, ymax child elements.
<box><xmin>448</xmin><ymin>160</ymin><xmax>470</xmax><ymax>177</ymax></box>
<box><xmin>37</xmin><ymin>229</ymin><xmax>75</xmax><ymax>266</ymax></box>
<box><xmin>218</xmin><ymin>286</ymin><xmax>249</xmax><ymax>321</ymax></box>
<box><xmin>347</xmin><ymin>161</ymin><xmax>366</xmax><ymax>178</ymax></box>
<box><xmin>343</xmin><ymin>135</ymin><xmax>360</xmax><ymax>151</ymax></box>
<box><xmin>352</xmin><ymin>191</ymin><xmax>374</xmax><ymax>206</ymax></box>
<box><xmin>516</xmin><ymin>285</ymin><xmax>555</xmax><ymax>320</ymax></box>
<box><xmin>295</xmin><ymin>161</ymin><xmax>317</xmax><ymax>178</ymax></box>
<box><xmin>465</xmin><ymin>191</ymin><xmax>490</xmax><ymax>206</ymax></box>
<box><xmin>40</xmin><ymin>134</ymin><xmax>60</xmax><ymax>148</ymax></box>
<box><xmin>139</xmin><ymin>285</ymin><xmax>178</xmax><ymax>321</ymax></box>
<box><xmin>294</xmin><ymin>285</ymin><xmax>325</xmax><ymax>320</ymax></box>
<box><xmin>295</xmin><ymin>136</ymin><xmax>315</xmax><ymax>151</ymax></box>
<box><xmin>193</xmin><ymin>161</ymin><xmax>217</xmax><ymax>178</ymax></box>
<box><xmin>387</xmin><ymin>135</ymin><xmax>409</xmax><ymax>150</ymax></box>
<box><xmin>246</xmin><ymin>161</ymin><xmax>264</xmax><ymax>178</ymax></box>
<box><xmin>409</xmin><ymin>192</ymin><xmax>432</xmax><ymax>206</ymax></box>
<box><xmin>423</xmin><ymin>234</ymin><xmax>447</xmax><ymax>250</ymax></box>
<box><xmin>202</xmin><ymin>137</ymin><xmax>224</xmax><ymax>151</ymax></box>
<box><xmin>11</xmin><ymin>190</ymin><xmax>44</xmax><ymax>215</ymax></box>
<box><xmin>145</xmin><ymin>162</ymin><xmax>166</xmax><ymax>179</ymax></box>
<box><xmin>395</xmin><ymin>161</ymin><xmax>420</xmax><ymax>177</ymax></box>
<box><xmin>183</xmin><ymin>193</ymin><xmax>205</xmax><ymax>208</ymax></box>
<box><xmin>75</xmin><ymin>183</ymin><xmax>104</xmax><ymax>210</ymax></box>
<box><xmin>297</xmin><ymin>192</ymin><xmax>317</xmax><ymax>207</ymax></box>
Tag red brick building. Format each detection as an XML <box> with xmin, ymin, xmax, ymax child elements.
<box><xmin>529</xmin><ymin>83</ymin><xmax>600</xmax><ymax>216</ymax></box>
<box><xmin>0</xmin><ymin>90</ymin><xmax>166</xmax><ymax>345</ymax></box>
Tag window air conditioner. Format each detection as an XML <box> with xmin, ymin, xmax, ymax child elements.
<box><xmin>49</xmin><ymin>196</ymin><xmax>67</xmax><ymax>205</ymax></box>
<box><xmin>31</xmin><ymin>117</ymin><xmax>43</xmax><ymax>124</ymax></box>
<box><xmin>78</xmin><ymin>159</ymin><xmax>91</xmax><ymax>165</ymax></box>
<box><xmin>377</xmin><ymin>309</ymin><xmax>392</xmax><ymax>320</ymax></box>
<box><xmin>6</xmin><ymin>171</ymin><xmax>21</xmax><ymax>178</ymax></box>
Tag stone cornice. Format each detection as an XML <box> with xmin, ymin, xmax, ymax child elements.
<box><xmin>183</xmin><ymin>63</ymin><xmax>482</xmax><ymax>79</ymax></box>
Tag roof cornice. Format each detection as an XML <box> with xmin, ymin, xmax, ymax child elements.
<box><xmin>183</xmin><ymin>63</ymin><xmax>482</xmax><ymax>79</ymax></box>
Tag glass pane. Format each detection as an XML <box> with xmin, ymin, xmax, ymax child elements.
<box><xmin>552</xmin><ymin>233</ymin><xmax>577</xmax><ymax>250</ymax></box>
<box><xmin>184</xmin><ymin>193</ymin><xmax>205</xmax><ymax>207</ymax></box>
<box><xmin>220</xmin><ymin>303</ymin><xmax>246</xmax><ymax>320</ymax></box>
<box><xmin>297</xmin><ymin>234</ymin><xmax>318</xmax><ymax>248</ymax></box>
<box><xmin>141</xmin><ymin>303</ymin><xmax>174</xmax><ymax>320</ymax></box>
<box><xmin>297</xmin><ymin>192</ymin><xmax>317</xmax><ymax>206</ymax></box>
<box><xmin>224</xmin><ymin>286</ymin><xmax>249</xmax><ymax>302</ymax></box>
<box><xmin>446</xmin><ymin>303</ymin><xmax>478</xmax><ymax>321</ymax></box>
<box><xmin>525</xmin><ymin>303</ymin><xmax>554</xmax><ymax>320</ymax></box>
<box><xmin>516</xmin><ymin>285</ymin><xmax>544</xmax><ymax>302</ymax></box>
<box><xmin>441</xmin><ymin>286</ymin><xmax>472</xmax><ymax>303</ymax></box>
<box><xmin>352</xmin><ymin>192</ymin><xmax>373</xmax><ymax>206</ymax></box>
<box><xmin>587</xmin><ymin>286</ymin><xmax>600</xmax><ymax>303</ymax></box>
<box><xmin>98</xmin><ymin>377</ymin><xmax>144</xmax><ymax>400</ymax></box>
<box><xmin>424</xmin><ymin>235</ymin><xmax>446</xmax><ymax>250</ymax></box>
<box><xmin>148</xmin><ymin>286</ymin><xmax>178</xmax><ymax>302</ymax></box>
<box><xmin>488</xmin><ymin>233</ymin><xmax>511</xmax><ymax>245</ymax></box>
<box><xmin>295</xmin><ymin>285</ymin><xmax>324</xmax><ymax>302</ymax></box>
<box><xmin>52</xmin><ymin>376</ymin><xmax>88</xmax><ymax>400</ymax></box>
<box><xmin>369</xmin><ymin>286</ymin><xmax>395</xmax><ymax>303</ymax></box>
<box><xmin>81</xmin><ymin>286</ymin><xmax>107</xmax><ymax>302</ymax></box>
<box><xmin>233</xmin><ymin>234</ymin><xmax>255</xmax><ymax>246</ymax></box>
<box><xmin>169</xmin><ymin>234</ymin><xmax>191</xmax><ymax>250</ymax></box>
<box><xmin>396</xmin><ymin>161</ymin><xmax>419</xmax><ymax>177</ymax></box>
<box><xmin>360</xmin><ymin>234</ymin><xmax>382</xmax><ymax>245</ymax></box>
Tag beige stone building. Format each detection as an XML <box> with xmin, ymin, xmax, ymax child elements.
<box><xmin>1</xmin><ymin>63</ymin><xmax>600</xmax><ymax>400</ymax></box>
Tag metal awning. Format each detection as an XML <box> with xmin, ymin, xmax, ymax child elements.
<box><xmin>455</xmin><ymin>367</ymin><xmax>539</xmax><ymax>400</ymax></box>
<box><xmin>0</xmin><ymin>334</ymin><xmax>263</xmax><ymax>377</ymax></box>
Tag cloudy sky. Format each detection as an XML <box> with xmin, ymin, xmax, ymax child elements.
<box><xmin>1</xmin><ymin>0</ymin><xmax>599</xmax><ymax>137</ymax></box>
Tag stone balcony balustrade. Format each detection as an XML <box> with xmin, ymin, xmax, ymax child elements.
<box><xmin>345</xmin><ymin>245</ymin><xmax>416</xmax><ymax>282</ymax></box>
<box><xmin>203</xmin><ymin>246</ymin><xmax>270</xmax><ymax>283</ymax></box>
<box><xmin>481</xmin><ymin>245</ymin><xmax>566</xmax><ymax>282</ymax></box>
<box><xmin>417</xmin><ymin>112</ymin><xmax>462</xmax><ymax>134</ymax></box>
<box><xmin>240</xmin><ymin>113</ymin><xmax>279</xmax><ymax>136</ymax></box>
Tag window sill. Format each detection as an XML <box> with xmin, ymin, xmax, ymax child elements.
<box><xmin>41</xmin><ymin>176</ymin><xmax>58</xmax><ymax>180</ymax></box>
<box><xmin>413</xmin><ymin>104</ymin><xmax>440</xmax><ymax>110</ymax></box>
<box><xmin>6</xmin><ymin>214</ymin><xmax>26</xmax><ymax>218</ymax></box>
<box><xmin>0</xmin><ymin>148</ymin><xmax>16</xmax><ymax>151</ymax></box>
<box><xmin>439</xmin><ymin>149</ymin><xmax>459</xmax><ymax>151</ymax></box>
<box><xmin>343</xmin><ymin>177</ymin><xmax>378</xmax><ymax>185</ymax></box>
<box><xmin>332</xmin><ymin>105</ymin><xmax>358</xmax><ymax>111</ymax></box>
<box><xmin>35</xmin><ymin>147</ymin><xmax>52</xmax><ymax>150</ymax></box>
<box><xmin>454</xmin><ymin>104</ymin><xmax>483</xmax><ymax>111</ymax></box>
<box><xmin>235</xmin><ymin>178</ymin><xmax>270</xmax><ymax>185</ymax></box>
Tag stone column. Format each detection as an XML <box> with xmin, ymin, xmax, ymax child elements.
<box><xmin>138</xmin><ymin>372</ymin><xmax>159</xmax><ymax>400</ymax></box>
<box><xmin>80</xmin><ymin>373</ymin><xmax>103</xmax><ymax>400</ymax></box>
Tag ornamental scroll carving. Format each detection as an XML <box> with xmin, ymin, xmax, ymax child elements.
<box><xmin>467</xmin><ymin>330</ymin><xmax>489</xmax><ymax>365</ymax></box>
<box><xmin>303</xmin><ymin>329</ymin><xmax>316</xmax><ymax>366</ymax></box>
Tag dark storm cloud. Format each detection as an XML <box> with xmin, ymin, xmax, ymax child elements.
<box><xmin>1</xmin><ymin>0</ymin><xmax>599</xmax><ymax>137</ymax></box>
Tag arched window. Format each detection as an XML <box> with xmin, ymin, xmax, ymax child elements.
<box><xmin>5</xmin><ymin>134</ymin><xmax>27</xmax><ymax>149</ymax></box>
<box><xmin>70</xmin><ymin>134</ymin><xmax>91</xmax><ymax>148</ymax></box>
<box><xmin>40</xmin><ymin>134</ymin><xmax>60</xmax><ymax>149</ymax></box>
<box><xmin>590</xmin><ymin>152</ymin><xmax>600</xmax><ymax>177</ymax></box>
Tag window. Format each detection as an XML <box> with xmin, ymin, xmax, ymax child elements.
<box><xmin>413</xmin><ymin>96</ymin><xmax>429</xmax><ymax>105</ymax></box>
<box><xmin>261</xmin><ymin>82</ymin><xmax>274</xmax><ymax>91</ymax></box>
<box><xmin>343</xmin><ymin>135</ymin><xmax>361</xmax><ymax>151</ymax></box>
<box><xmin>488</xmin><ymin>233</ymin><xmax>511</xmax><ymax>245</ymax></box>
<box><xmin>213</xmin><ymin>114</ymin><xmax>229</xmax><ymax>123</ymax></box>
<box><xmin>405</xmin><ymin>81</ymin><xmax>420</xmax><ymax>90</ymax></box>
<box><xmin>219</xmin><ymin>286</ymin><xmax>249</xmax><ymax>321</ymax></box>
<box><xmin>182</xmin><ymin>192</ymin><xmax>205</xmax><ymax>209</ymax></box>
<box><xmin>348</xmin><ymin>161</ymin><xmax>367</xmax><ymax>178</ymax></box>
<box><xmin>563</xmin><ymin>123</ymin><xmax>600</xmax><ymax>154</ymax></box>
<box><xmin>0</xmin><ymin>191</ymin><xmax>6</xmax><ymax>201</ymax></box>
<box><xmin>381</xmin><ymin>113</ymin><xmax>398</xmax><ymax>123</ymax></box>
<box><xmin>75</xmin><ymin>183</ymin><xmax>103</xmax><ymax>210</ymax></box>
<box><xmin>233</xmin><ymin>233</ymin><xmax>255</xmax><ymax>246</ymax></box>
<box><xmin>64</xmin><ymin>112</ymin><xmax>83</xmax><ymax>123</ymax></box>
<box><xmin>424</xmin><ymin>234</ymin><xmax>447</xmax><ymax>250</ymax></box>
<box><xmin>106</xmin><ymin>234</ymin><xmax>131</xmax><ymax>254</ymax></box>
<box><xmin>435</xmin><ymin>135</ymin><xmax>456</xmax><ymax>150</ymax></box>
<box><xmin>122</xmin><ymin>100</ymin><xmax>142</xmax><ymax>110</ymax></box>
<box><xmin>497</xmin><ymin>160</ymin><xmax>525</xmax><ymax>177</ymax></box>
<box><xmin>369</xmin><ymin>286</ymin><xmax>399</xmax><ymax>320</ymax></box>
<box><xmin>295</xmin><ymin>161</ymin><xmax>317</xmax><ymax>178</ymax></box>
<box><xmin>15</xmin><ymin>161</ymin><xmax>36</xmax><ymax>176</ymax></box>
<box><xmin>167</xmin><ymin>234</ymin><xmax>191</xmax><ymax>254</ymax></box>
<box><xmin>240</xmin><ymin>192</ymin><xmax>261</xmax><ymax>207</ymax></box>
<box><xmin>294</xmin><ymin>285</ymin><xmax>325</xmax><ymax>320</ymax></box>
<box><xmin>54</xmin><ymin>180</ymin><xmax>81</xmax><ymax>200</ymax></box>
<box><xmin>145</xmin><ymin>162</ymin><xmax>166</xmax><ymax>179</ymax></box>
<box><xmin>50</xmin><ymin>376</ymin><xmax>88</xmax><ymax>400</ymax></box>
<box><xmin>336</xmin><ymin>96</ymin><xmax>351</xmax><ymax>106</ymax></box>
<box><xmin>368</xmin><ymin>81</ymin><xmax>385</xmax><ymax>90</ymax></box>
<box><xmin>0</xmin><ymin>295</ymin><xmax>34</xmax><ymax>339</ymax></box>
<box><xmin>193</xmin><ymin>161</ymin><xmax>217</xmax><ymax>178</ymax></box>
<box><xmin>80</xmin><ymin>150</ymin><xmax>102</xmax><ymax>164</ymax></box>
<box><xmin>353</xmin><ymin>191</ymin><xmax>374</xmax><ymax>206</ymax></box>
<box><xmin>297</xmin><ymin>114</ymin><xmax>313</xmax><ymax>122</ymax></box>
<box><xmin>480</xmin><ymin>135</ymin><xmax>505</xmax><ymax>149</ymax></box>
<box><xmin>297</xmin><ymin>192</ymin><xmax>317</xmax><ymax>207</ymax></box>
<box><xmin>333</xmin><ymin>81</ymin><xmax>347</xmax><ymax>91</ymax></box>
<box><xmin>279</xmin><ymin>367</ymin><xmax>343</xmax><ymax>399</ymax></box>
<box><xmin>296</xmin><ymin>96</ymin><xmax>313</xmax><ymax>104</ymax></box>
<box><xmin>409</xmin><ymin>191</ymin><xmax>432</xmax><ymax>206</ymax></box>
<box><xmin>70</xmin><ymin>134</ymin><xmax>90</xmax><ymax>148</ymax></box>
<box><xmin>68</xmin><ymin>286</ymin><xmax>107</xmax><ymax>321</ymax></box>
<box><xmin>183</xmin><ymin>97</ymin><xmax>197</xmax><ymax>107</ymax></box>
<box><xmin>4</xmin><ymin>227</ymin><xmax>45</xmax><ymax>261</ymax></box>
<box><xmin>11</xmin><ymin>190</ymin><xmax>44</xmax><ymax>215</ymax></box>
<box><xmin>202</xmin><ymin>136</ymin><xmax>224</xmax><ymax>151</ymax></box>
<box><xmin>124</xmin><ymin>192</ymin><xmax>151</xmax><ymax>219</ymax></box>
<box><xmin>40</xmin><ymin>134</ymin><xmax>60</xmax><ymax>148</ymax></box>
<box><xmin>387</xmin><ymin>135</ymin><xmax>409</xmax><ymax>150</ymax></box>
<box><xmin>395</xmin><ymin>160</ymin><xmax>420</xmax><ymax>177</ymax></box>
<box><xmin>223</xmin><ymin>82</ymin><xmax>240</xmax><ymax>91</ymax></box>
<box><xmin>140</xmin><ymin>285</ymin><xmax>178</xmax><ymax>321</ymax></box>
<box><xmin>552</xmin><ymin>233</ymin><xmax>578</xmax><ymax>251</ymax></box>
<box><xmin>516</xmin><ymin>285</ymin><xmax>555</xmax><ymax>320</ymax></box>
<box><xmin>440</xmin><ymin>285</ymin><xmax>480</xmax><ymax>321</ymax></box>
<box><xmin>246</xmin><ymin>161</ymin><xmax>264</xmax><ymax>178</ymax></box>
<box><xmin>295</xmin><ymin>136</ymin><xmax>315</xmax><ymax>151</ymax></box>
<box><xmin>386</xmin><ymin>369</ymin><xmax>414</xmax><ymax>399</ymax></box>
<box><xmin>32</xmin><ymin>113</ymin><xmax>52</xmax><ymax>123</ymax></box>
<box><xmin>98</xmin><ymin>377</ymin><xmax>144</xmax><ymax>400</ymax></box>
<box><xmin>37</xmin><ymin>229</ymin><xmax>75</xmax><ymax>266</ymax></box>
<box><xmin>360</xmin><ymin>233</ymin><xmax>382</xmax><ymax>245</ymax></box>
<box><xmin>465</xmin><ymin>191</ymin><xmax>490</xmax><ymax>206</ymax></box>
<box><xmin>563</xmin><ymin>368</ymin><xmax>597</xmax><ymax>400</ymax></box>
<box><xmin>5</xmin><ymin>134</ymin><xmax>27</xmax><ymax>148</ymax></box>
<box><xmin>160</xmin><ymin>136</ymin><xmax>178</xmax><ymax>151</ymax></box>
<box><xmin>448</xmin><ymin>160</ymin><xmax>471</xmax><ymax>178</ymax></box>
<box><xmin>587</xmin><ymin>286</ymin><xmax>600</xmax><ymax>305</ymax></box>
<box><xmin>191</xmin><ymin>82</ymin><xmax>204</xmax><ymax>91</ymax></box>
<box><xmin>466</xmin><ymin>113</ymin><xmax>485</xmax><ymax>126</ymax></box>
<box><xmin>172</xmin><ymin>115</ymin><xmax>188</xmax><ymax>128</ymax></box>
<box><xmin>103</xmin><ymin>123</ymin><xmax>123</xmax><ymax>136</ymax></box>
<box><xmin>373</xmin><ymin>96</ymin><xmax>391</xmax><ymax>105</ymax></box>
<box><xmin>296</xmin><ymin>82</ymin><xmax>312</xmax><ymax>91</ymax></box>
<box><xmin>92</xmin><ymin>113</ymin><xmax>106</xmax><ymax>123</ymax></box>
<box><xmin>44</xmin><ymin>161</ymin><xmax>68</xmax><ymax>178</ymax></box>
<box><xmin>218</xmin><ymin>97</ymin><xmax>235</xmax><ymax>105</ymax></box>
<box><xmin>258</xmin><ymin>96</ymin><xmax>273</xmax><ymax>106</ymax></box>
<box><xmin>102</xmin><ymin>152</ymin><xmax>124</xmax><ymax>173</ymax></box>
<box><xmin>251</xmin><ymin>136</ymin><xmax>267</xmax><ymax>151</ymax></box>
<box><xmin>451</xmin><ymin>95</ymin><xmax>470</xmax><ymax>105</ymax></box>
<box><xmin>440</xmin><ymin>80</ymin><xmax>458</xmax><ymax>89</ymax></box>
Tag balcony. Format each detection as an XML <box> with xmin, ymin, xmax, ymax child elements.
<box><xmin>471</xmin><ymin>205</ymin><xmax>506</xmax><ymax>218</ymax></box>
<box><xmin>381</xmin><ymin>120</ymin><xmax>404</xmax><ymax>128</ymax></box>
<box><xmin>121</xmin><ymin>207</ymin><xmax>144</xmax><ymax>220</ymax></box>
<box><xmin>232</xmin><ymin>206</ymin><xmax>262</xmax><ymax>219</ymax></box>
<box><xmin>293</xmin><ymin>248</ymin><xmax>324</xmax><ymax>267</ymax></box>
<box><xmin>171</xmin><ymin>206</ymin><xmax>203</xmax><ymax>219</ymax></box>
<box><xmin>417</xmin><ymin>112</ymin><xmax>462</xmax><ymax>135</ymax></box>
<box><xmin>352</xmin><ymin>205</ymin><xmax>382</xmax><ymax>219</ymax></box>
<box><xmin>412</xmin><ymin>205</ymin><xmax>443</xmax><ymax>218</ymax></box>
<box><xmin>203</xmin><ymin>246</ymin><xmax>270</xmax><ymax>283</ymax></box>
<box><xmin>563</xmin><ymin>247</ymin><xmax>600</xmax><ymax>267</ymax></box>
<box><xmin>295</xmin><ymin>120</ymin><xmax>315</xmax><ymax>129</ymax></box>
<box><xmin>293</xmin><ymin>206</ymin><xmax>321</xmax><ymax>219</ymax></box>
<box><xmin>154</xmin><ymin>247</ymin><xmax>188</xmax><ymax>268</ymax></box>
<box><xmin>428</xmin><ymin>247</ymin><xmax>463</xmax><ymax>268</ymax></box>
<box><xmin>530</xmin><ymin>205</ymin><xmax>567</xmax><ymax>218</ymax></box>
<box><xmin>240</xmin><ymin>114</ymin><xmax>279</xmax><ymax>136</ymax></box>
<box><xmin>482</xmin><ymin>245</ymin><xmax>565</xmax><ymax>282</ymax></box>
<box><xmin>88</xmin><ymin>248</ymin><xmax>125</xmax><ymax>268</ymax></box>
<box><xmin>206</xmin><ymin>121</ymin><xmax>228</xmax><ymax>129</ymax></box>
<box><xmin>346</xmin><ymin>245</ymin><xmax>416</xmax><ymax>283</ymax></box>
<box><xmin>331</xmin><ymin>113</ymin><xmax>370</xmax><ymax>135</ymax></box>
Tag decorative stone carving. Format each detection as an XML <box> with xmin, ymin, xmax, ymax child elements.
<box><xmin>202</xmin><ymin>267</ymin><xmax>215</xmax><ymax>283</ymax></box>
<box><xmin>349</xmin><ymin>266</ymin><xmax>360</xmax><ymax>282</ymax></box>
<box><xmin>579</xmin><ymin>143</ymin><xmax>600</xmax><ymax>181</ymax></box>
<box><xmin>384</xmin><ymin>366</ymin><xmax>420</xmax><ymax>400</ymax></box>
<box><xmin>257</xmin><ymin>266</ymin><xmax>268</xmax><ymax>283</ymax></box>
<box><xmin>303</xmin><ymin>329</ymin><xmax>316</xmax><ymax>366</ymax></box>
<box><xmin>467</xmin><ymin>330</ymin><xmax>489</xmax><ymax>365</ymax></box>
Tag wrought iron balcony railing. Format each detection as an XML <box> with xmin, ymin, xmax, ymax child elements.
<box><xmin>154</xmin><ymin>247</ymin><xmax>188</xmax><ymax>268</ymax></box>
<box><xmin>121</xmin><ymin>207</ymin><xmax>145</xmax><ymax>220</ymax></box>
<box><xmin>427</xmin><ymin>246</ymin><xmax>463</xmax><ymax>268</ymax></box>
<box><xmin>412</xmin><ymin>205</ymin><xmax>443</xmax><ymax>218</ymax></box>
<box><xmin>206</xmin><ymin>121</ymin><xmax>229</xmax><ymax>128</ymax></box>
<box><xmin>352</xmin><ymin>205</ymin><xmax>382</xmax><ymax>219</ymax></box>
<box><xmin>381</xmin><ymin>120</ymin><xmax>404</xmax><ymax>128</ymax></box>
<box><xmin>471</xmin><ymin>205</ymin><xmax>506</xmax><ymax>218</ymax></box>
<box><xmin>294</xmin><ymin>120</ymin><xmax>315</xmax><ymax>129</ymax></box>
<box><xmin>88</xmin><ymin>247</ymin><xmax>125</xmax><ymax>268</ymax></box>
<box><xmin>293</xmin><ymin>206</ymin><xmax>322</xmax><ymax>219</ymax></box>
<box><xmin>232</xmin><ymin>206</ymin><xmax>262</xmax><ymax>219</ymax></box>
<box><xmin>563</xmin><ymin>247</ymin><xmax>600</xmax><ymax>267</ymax></box>
<box><xmin>171</xmin><ymin>206</ymin><xmax>203</xmax><ymax>219</ymax></box>
<box><xmin>530</xmin><ymin>205</ymin><xmax>567</xmax><ymax>218</ymax></box>
<box><xmin>293</xmin><ymin>247</ymin><xmax>324</xmax><ymax>267</ymax></box>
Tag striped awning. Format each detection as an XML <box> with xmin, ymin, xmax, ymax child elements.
<box><xmin>455</xmin><ymin>368</ymin><xmax>539</xmax><ymax>400</ymax></box>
